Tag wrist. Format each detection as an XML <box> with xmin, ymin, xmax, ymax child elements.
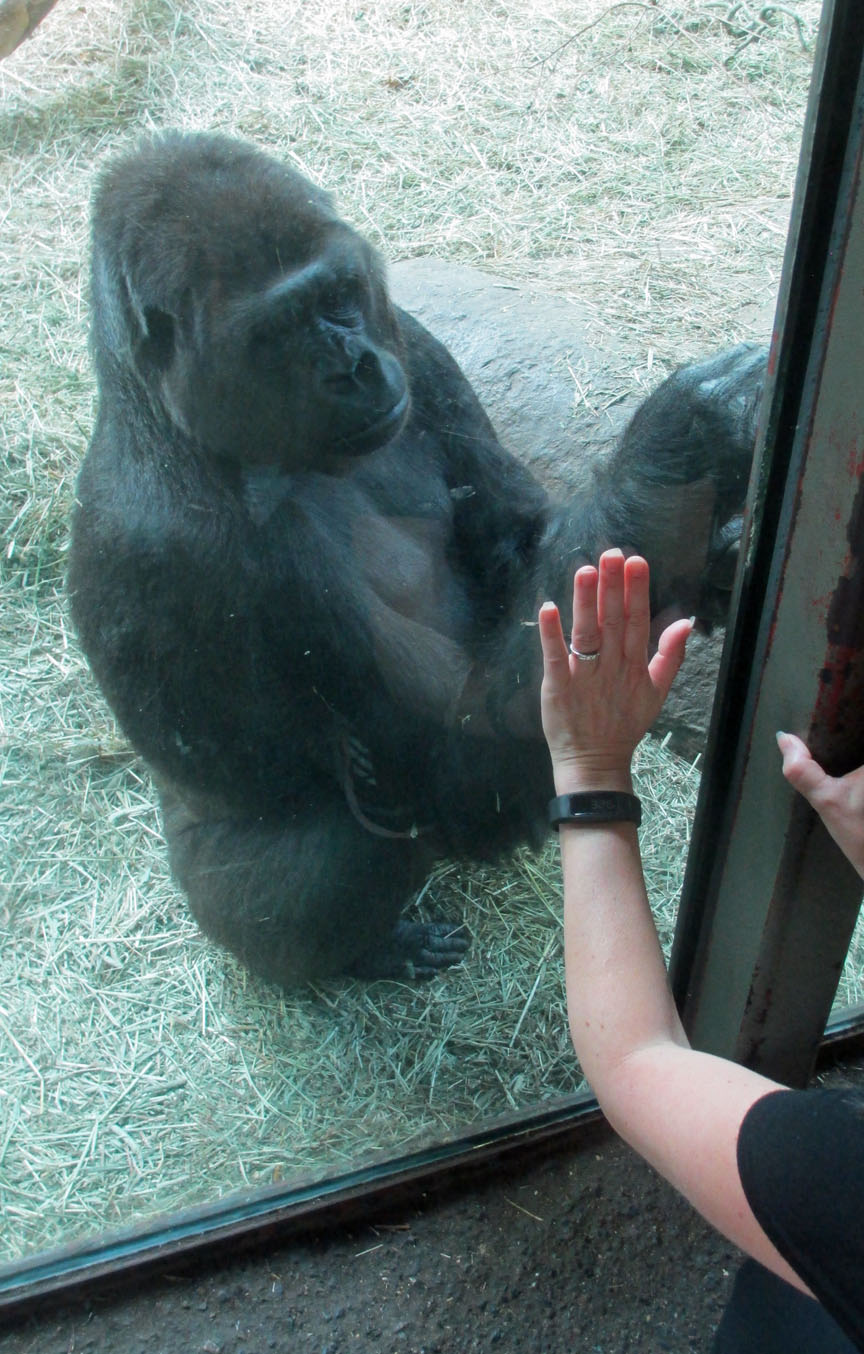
<box><xmin>551</xmin><ymin>758</ymin><xmax>634</xmax><ymax>798</ymax></box>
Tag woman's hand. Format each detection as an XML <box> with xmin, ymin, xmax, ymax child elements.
<box><xmin>777</xmin><ymin>732</ymin><xmax>864</xmax><ymax>880</ymax></box>
<box><xmin>538</xmin><ymin>549</ymin><xmax>692</xmax><ymax>794</ymax></box>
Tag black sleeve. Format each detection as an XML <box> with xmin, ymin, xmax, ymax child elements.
<box><xmin>737</xmin><ymin>1087</ymin><xmax>864</xmax><ymax>1351</ymax></box>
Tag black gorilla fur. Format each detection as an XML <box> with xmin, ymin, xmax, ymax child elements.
<box><xmin>68</xmin><ymin>131</ymin><xmax>766</xmax><ymax>986</ymax></box>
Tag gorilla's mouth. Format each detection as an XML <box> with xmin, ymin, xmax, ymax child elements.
<box><xmin>339</xmin><ymin>390</ymin><xmax>410</xmax><ymax>454</ymax></box>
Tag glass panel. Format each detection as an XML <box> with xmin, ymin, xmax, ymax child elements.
<box><xmin>834</xmin><ymin>906</ymin><xmax>864</xmax><ymax>1011</ymax></box>
<box><xmin>0</xmin><ymin>0</ymin><xmax>820</xmax><ymax>1274</ymax></box>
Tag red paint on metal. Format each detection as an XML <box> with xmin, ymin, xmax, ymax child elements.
<box><xmin>767</xmin><ymin>332</ymin><xmax>779</xmax><ymax>378</ymax></box>
<box><xmin>809</xmin><ymin>464</ymin><xmax>864</xmax><ymax>775</ymax></box>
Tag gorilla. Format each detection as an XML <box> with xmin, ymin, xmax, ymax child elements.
<box><xmin>68</xmin><ymin>131</ymin><xmax>766</xmax><ymax>986</ymax></box>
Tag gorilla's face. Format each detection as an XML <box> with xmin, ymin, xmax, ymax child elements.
<box><xmin>139</xmin><ymin>229</ymin><xmax>409</xmax><ymax>473</ymax></box>
<box><xmin>94</xmin><ymin>135</ymin><xmax>410</xmax><ymax>473</ymax></box>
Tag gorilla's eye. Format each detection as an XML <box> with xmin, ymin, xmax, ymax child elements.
<box><xmin>319</xmin><ymin>282</ymin><xmax>363</xmax><ymax>326</ymax></box>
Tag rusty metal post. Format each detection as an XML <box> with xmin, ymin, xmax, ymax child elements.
<box><xmin>671</xmin><ymin>0</ymin><xmax>864</xmax><ymax>1086</ymax></box>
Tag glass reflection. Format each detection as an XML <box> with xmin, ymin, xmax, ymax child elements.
<box><xmin>0</xmin><ymin>0</ymin><xmax>821</xmax><ymax>1268</ymax></box>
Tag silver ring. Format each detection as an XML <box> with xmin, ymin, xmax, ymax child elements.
<box><xmin>570</xmin><ymin>644</ymin><xmax>600</xmax><ymax>661</ymax></box>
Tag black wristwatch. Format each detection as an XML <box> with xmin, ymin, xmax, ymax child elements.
<box><xmin>548</xmin><ymin>791</ymin><xmax>642</xmax><ymax>830</ymax></box>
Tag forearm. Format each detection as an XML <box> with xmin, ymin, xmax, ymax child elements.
<box><xmin>557</xmin><ymin>807</ymin><xmax>688</xmax><ymax>1095</ymax></box>
<box><xmin>539</xmin><ymin>560</ymin><xmax>808</xmax><ymax>1292</ymax></box>
<box><xmin>557</xmin><ymin>813</ymin><xmax>810</xmax><ymax>1291</ymax></box>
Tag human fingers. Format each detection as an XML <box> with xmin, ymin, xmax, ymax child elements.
<box><xmin>570</xmin><ymin>565</ymin><xmax>600</xmax><ymax>658</ymax></box>
<box><xmin>776</xmin><ymin>732</ymin><xmax>830</xmax><ymax>804</ymax></box>
<box><xmin>538</xmin><ymin>600</ymin><xmax>570</xmax><ymax>692</ymax></box>
<box><xmin>539</xmin><ymin>600</ymin><xmax>579</xmax><ymax>755</ymax></box>
<box><xmin>622</xmin><ymin>555</ymin><xmax>651</xmax><ymax>664</ymax></box>
<box><xmin>597</xmin><ymin>549</ymin><xmax>626</xmax><ymax>655</ymax></box>
<box><xmin>777</xmin><ymin>735</ymin><xmax>864</xmax><ymax>879</ymax></box>
<box><xmin>647</xmin><ymin>616</ymin><xmax>692</xmax><ymax>702</ymax></box>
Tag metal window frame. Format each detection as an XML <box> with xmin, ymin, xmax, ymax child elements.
<box><xmin>670</xmin><ymin>0</ymin><xmax>864</xmax><ymax>1086</ymax></box>
<box><xmin>3</xmin><ymin>0</ymin><xmax>864</xmax><ymax>1321</ymax></box>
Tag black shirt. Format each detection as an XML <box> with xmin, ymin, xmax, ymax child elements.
<box><xmin>713</xmin><ymin>1086</ymin><xmax>864</xmax><ymax>1352</ymax></box>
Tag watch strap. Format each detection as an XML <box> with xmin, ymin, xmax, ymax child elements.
<box><xmin>548</xmin><ymin>790</ymin><xmax>642</xmax><ymax>829</ymax></box>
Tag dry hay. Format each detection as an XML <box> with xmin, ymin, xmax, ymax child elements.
<box><xmin>1</xmin><ymin>0</ymin><xmax>853</xmax><ymax>1266</ymax></box>
<box><xmin>1</xmin><ymin>732</ymin><xmax>697</xmax><ymax>1260</ymax></box>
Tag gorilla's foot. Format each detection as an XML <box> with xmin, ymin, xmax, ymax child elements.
<box><xmin>348</xmin><ymin>921</ymin><xmax>470</xmax><ymax>981</ymax></box>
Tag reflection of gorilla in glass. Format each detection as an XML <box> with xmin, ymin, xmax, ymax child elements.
<box><xmin>68</xmin><ymin>132</ymin><xmax>766</xmax><ymax>986</ymax></box>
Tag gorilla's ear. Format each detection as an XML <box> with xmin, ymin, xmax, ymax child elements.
<box><xmin>135</xmin><ymin>307</ymin><xmax>176</xmax><ymax>375</ymax></box>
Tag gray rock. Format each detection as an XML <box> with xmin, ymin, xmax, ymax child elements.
<box><xmin>390</xmin><ymin>258</ymin><xmax>636</xmax><ymax>495</ymax></box>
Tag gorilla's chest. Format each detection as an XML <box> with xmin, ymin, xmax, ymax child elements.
<box><xmin>276</xmin><ymin>467</ymin><xmax>470</xmax><ymax>640</ymax></box>
<box><xmin>351</xmin><ymin>512</ymin><xmax>461</xmax><ymax>631</ymax></box>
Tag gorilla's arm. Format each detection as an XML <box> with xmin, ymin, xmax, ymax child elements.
<box><xmin>69</xmin><ymin>426</ymin><xmax>484</xmax><ymax>806</ymax></box>
<box><xmin>395</xmin><ymin>309</ymin><xmax>553</xmax><ymax>614</ymax></box>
